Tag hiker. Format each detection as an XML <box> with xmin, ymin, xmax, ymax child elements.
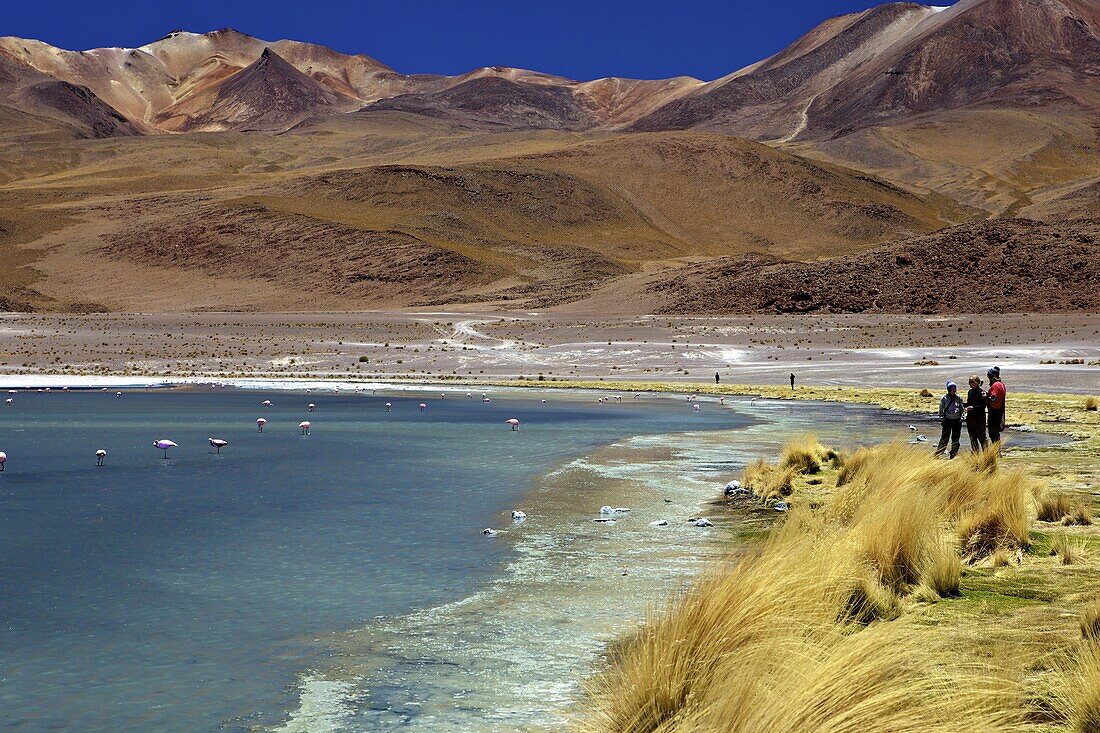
<box><xmin>964</xmin><ymin>374</ymin><xmax>988</xmax><ymax>452</ymax></box>
<box><xmin>986</xmin><ymin>367</ymin><xmax>1006</xmax><ymax>445</ymax></box>
<box><xmin>935</xmin><ymin>381</ymin><xmax>964</xmax><ymax>459</ymax></box>
<box><xmin>715</xmin><ymin>371</ymin><xmax>720</xmax><ymax>385</ymax></box>
<box><xmin>790</xmin><ymin>373</ymin><xmax>795</xmax><ymax>389</ymax></box>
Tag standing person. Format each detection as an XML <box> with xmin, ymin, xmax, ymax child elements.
<box><xmin>964</xmin><ymin>374</ymin><xmax>988</xmax><ymax>452</ymax></box>
<box><xmin>790</xmin><ymin>373</ymin><xmax>796</xmax><ymax>390</ymax></box>
<box><xmin>935</xmin><ymin>381</ymin><xmax>964</xmax><ymax>459</ymax></box>
<box><xmin>715</xmin><ymin>371</ymin><xmax>720</xmax><ymax>385</ymax></box>
<box><xmin>986</xmin><ymin>367</ymin><xmax>1006</xmax><ymax>446</ymax></box>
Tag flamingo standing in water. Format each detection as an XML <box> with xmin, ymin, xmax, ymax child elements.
<box><xmin>5</xmin><ymin>398</ymin><xmax>11</xmax><ymax>406</ymax></box>
<box><xmin>308</xmin><ymin>403</ymin><xmax>316</xmax><ymax>412</ymax></box>
<box><xmin>419</xmin><ymin>403</ymin><xmax>427</xmax><ymax>412</ymax></box>
<box><xmin>0</xmin><ymin>451</ymin><xmax>6</xmax><ymax>471</ymax></box>
<box><xmin>299</xmin><ymin>421</ymin><xmax>311</xmax><ymax>435</ymax></box>
<box><xmin>154</xmin><ymin>439</ymin><xmax>177</xmax><ymax>459</ymax></box>
<box><xmin>385</xmin><ymin>403</ymin><xmax>392</xmax><ymax>412</ymax></box>
<box><xmin>209</xmin><ymin>438</ymin><xmax>228</xmax><ymax>454</ymax></box>
<box><xmin>262</xmin><ymin>400</ymin><xmax>273</xmax><ymax>407</ymax></box>
<box><xmin>506</xmin><ymin>418</ymin><xmax>520</xmax><ymax>431</ymax></box>
<box><xmin>96</xmin><ymin>449</ymin><xmax>106</xmax><ymax>466</ymax></box>
<box><xmin>116</xmin><ymin>391</ymin><xmax>122</xmax><ymax>398</ymax></box>
<box><xmin>256</xmin><ymin>417</ymin><xmax>267</xmax><ymax>433</ymax></box>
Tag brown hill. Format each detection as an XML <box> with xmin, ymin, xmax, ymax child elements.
<box><xmin>639</xmin><ymin>218</ymin><xmax>1100</xmax><ymax>314</ymax></box>
<box><xmin>364</xmin><ymin>76</ymin><xmax>598</xmax><ymax>130</ymax></box>
<box><xmin>630</xmin><ymin>2</ymin><xmax>941</xmax><ymax>138</ymax></box>
<box><xmin>0</xmin><ymin>52</ymin><xmax>138</xmax><ymax>139</ymax></box>
<box><xmin>158</xmin><ymin>47</ymin><xmax>351</xmax><ymax>131</ymax></box>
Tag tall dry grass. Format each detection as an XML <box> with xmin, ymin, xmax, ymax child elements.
<box><xmin>578</xmin><ymin>438</ymin><xmax>1037</xmax><ymax>733</ymax></box>
<box><xmin>1056</xmin><ymin>642</ymin><xmax>1100</xmax><ymax>732</ymax></box>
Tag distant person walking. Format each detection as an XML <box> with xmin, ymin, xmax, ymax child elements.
<box><xmin>935</xmin><ymin>381</ymin><xmax>964</xmax><ymax>459</ymax></box>
<box><xmin>715</xmin><ymin>371</ymin><xmax>720</xmax><ymax>385</ymax></box>
<box><xmin>790</xmin><ymin>373</ymin><xmax>796</xmax><ymax>389</ymax></box>
<box><xmin>964</xmin><ymin>374</ymin><xmax>988</xmax><ymax>452</ymax></box>
<box><xmin>986</xmin><ymin>367</ymin><xmax>1006</xmax><ymax>446</ymax></box>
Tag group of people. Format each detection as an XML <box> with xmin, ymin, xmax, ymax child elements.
<box><xmin>935</xmin><ymin>366</ymin><xmax>1007</xmax><ymax>458</ymax></box>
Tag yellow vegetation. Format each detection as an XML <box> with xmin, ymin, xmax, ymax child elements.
<box><xmin>1086</xmin><ymin>397</ymin><xmax>1098</xmax><ymax>412</ymax></box>
<box><xmin>578</xmin><ymin>439</ymin><xmax>1038</xmax><ymax>732</ymax></box>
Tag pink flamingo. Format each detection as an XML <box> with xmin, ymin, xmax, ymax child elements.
<box><xmin>299</xmin><ymin>421</ymin><xmax>311</xmax><ymax>435</ymax></box>
<box><xmin>96</xmin><ymin>449</ymin><xmax>107</xmax><ymax>466</ymax></box>
<box><xmin>209</xmin><ymin>438</ymin><xmax>228</xmax><ymax>453</ymax></box>
<box><xmin>256</xmin><ymin>417</ymin><xmax>267</xmax><ymax>433</ymax></box>
<box><xmin>419</xmin><ymin>403</ymin><xmax>427</xmax><ymax>412</ymax></box>
<box><xmin>385</xmin><ymin>403</ymin><xmax>392</xmax><ymax>412</ymax></box>
<box><xmin>262</xmin><ymin>400</ymin><xmax>273</xmax><ymax>407</ymax></box>
<box><xmin>153</xmin><ymin>439</ymin><xmax>177</xmax><ymax>459</ymax></box>
<box><xmin>0</xmin><ymin>451</ymin><xmax>6</xmax><ymax>471</ymax></box>
<box><xmin>506</xmin><ymin>418</ymin><xmax>520</xmax><ymax>431</ymax></box>
<box><xmin>308</xmin><ymin>403</ymin><xmax>316</xmax><ymax>412</ymax></box>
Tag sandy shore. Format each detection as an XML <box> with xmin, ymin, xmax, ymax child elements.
<box><xmin>0</xmin><ymin>311</ymin><xmax>1097</xmax><ymax>393</ymax></box>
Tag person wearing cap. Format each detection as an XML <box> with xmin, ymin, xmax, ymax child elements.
<box><xmin>986</xmin><ymin>367</ymin><xmax>1006</xmax><ymax>446</ymax></box>
<box><xmin>935</xmin><ymin>381</ymin><xmax>965</xmax><ymax>458</ymax></box>
<box><xmin>964</xmin><ymin>374</ymin><xmax>988</xmax><ymax>452</ymax></box>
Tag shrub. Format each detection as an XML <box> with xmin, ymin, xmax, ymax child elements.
<box><xmin>1086</xmin><ymin>397</ymin><xmax>1097</xmax><ymax>411</ymax></box>
<box><xmin>920</xmin><ymin>388</ymin><xmax>934</xmax><ymax>398</ymax></box>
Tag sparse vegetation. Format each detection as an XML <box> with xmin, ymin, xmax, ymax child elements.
<box><xmin>1087</xmin><ymin>396</ymin><xmax>1098</xmax><ymax>412</ymax></box>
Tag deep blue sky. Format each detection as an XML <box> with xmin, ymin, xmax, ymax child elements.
<box><xmin>5</xmin><ymin>1</ymin><xmax>957</xmax><ymax>81</ymax></box>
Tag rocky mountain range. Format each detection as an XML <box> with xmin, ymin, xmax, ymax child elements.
<box><xmin>0</xmin><ymin>0</ymin><xmax>1097</xmax><ymax>313</ymax></box>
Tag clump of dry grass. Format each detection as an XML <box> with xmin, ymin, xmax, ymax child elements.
<box><xmin>778</xmin><ymin>434</ymin><xmax>830</xmax><ymax>475</ymax></box>
<box><xmin>921</xmin><ymin>540</ymin><xmax>963</xmax><ymax>598</ymax></box>
<box><xmin>741</xmin><ymin>459</ymin><xmax>796</xmax><ymax>502</ymax></box>
<box><xmin>845</xmin><ymin>564</ymin><xmax>904</xmax><ymax>623</ymax></box>
<box><xmin>1038</xmin><ymin>492</ymin><xmax>1074</xmax><ymax>523</ymax></box>
<box><xmin>1081</xmin><ymin>599</ymin><xmax>1100</xmax><ymax>642</ymax></box>
<box><xmin>1053</xmin><ymin>535</ymin><xmax>1084</xmax><ymax>566</ymax></box>
<box><xmin>1066</xmin><ymin>504</ymin><xmax>1094</xmax><ymax>527</ymax></box>
<box><xmin>920</xmin><ymin>387</ymin><xmax>934</xmax><ymax>398</ymax></box>
<box><xmin>1058</xmin><ymin>642</ymin><xmax>1100</xmax><ymax>732</ymax></box>
<box><xmin>991</xmin><ymin>549</ymin><xmax>1014</xmax><ymax>568</ymax></box>
<box><xmin>1086</xmin><ymin>396</ymin><xmax>1098</xmax><ymax>411</ymax></box>
<box><xmin>956</xmin><ymin>471</ymin><xmax>1032</xmax><ymax>560</ymax></box>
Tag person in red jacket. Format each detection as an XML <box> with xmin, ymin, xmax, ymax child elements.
<box><xmin>986</xmin><ymin>367</ymin><xmax>1006</xmax><ymax>446</ymax></box>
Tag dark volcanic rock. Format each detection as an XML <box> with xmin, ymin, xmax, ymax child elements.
<box><xmin>650</xmin><ymin>218</ymin><xmax>1100</xmax><ymax>314</ymax></box>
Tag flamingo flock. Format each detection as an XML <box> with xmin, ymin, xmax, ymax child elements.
<box><xmin>0</xmin><ymin>390</ymin><xmax>536</xmax><ymax>473</ymax></box>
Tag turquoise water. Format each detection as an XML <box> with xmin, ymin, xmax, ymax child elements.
<box><xmin>0</xmin><ymin>388</ymin><xmax>750</xmax><ymax>732</ymax></box>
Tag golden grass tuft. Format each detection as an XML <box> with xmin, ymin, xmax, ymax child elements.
<box><xmin>1060</xmin><ymin>642</ymin><xmax>1100</xmax><ymax>732</ymax></box>
<box><xmin>920</xmin><ymin>387</ymin><xmax>935</xmax><ymax>398</ymax></box>
<box><xmin>778</xmin><ymin>434</ymin><xmax>829</xmax><ymax>475</ymax></box>
<box><xmin>1087</xmin><ymin>396</ymin><xmax>1098</xmax><ymax>411</ymax></box>
<box><xmin>991</xmin><ymin>548</ymin><xmax>1014</xmax><ymax>568</ymax></box>
<box><xmin>1081</xmin><ymin>599</ymin><xmax>1100</xmax><ymax>642</ymax></box>
<box><xmin>921</xmin><ymin>539</ymin><xmax>963</xmax><ymax>598</ymax></box>
<box><xmin>741</xmin><ymin>458</ymin><xmax>796</xmax><ymax>502</ymax></box>
<box><xmin>1038</xmin><ymin>492</ymin><xmax>1074</xmax><ymax>523</ymax></box>
<box><xmin>956</xmin><ymin>471</ymin><xmax>1032</xmax><ymax>559</ymax></box>
<box><xmin>1053</xmin><ymin>535</ymin><xmax>1085</xmax><ymax>566</ymax></box>
<box><xmin>1068</xmin><ymin>504</ymin><xmax>1094</xmax><ymax>527</ymax></box>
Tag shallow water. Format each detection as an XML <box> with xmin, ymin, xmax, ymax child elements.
<box><xmin>0</xmin><ymin>388</ymin><xmax>1058</xmax><ymax>732</ymax></box>
<box><xmin>0</xmin><ymin>388</ymin><xmax>750</xmax><ymax>732</ymax></box>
